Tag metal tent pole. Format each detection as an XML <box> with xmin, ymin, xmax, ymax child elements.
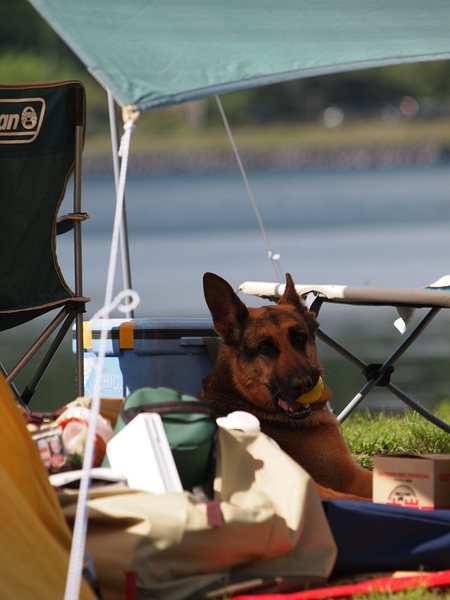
<box><xmin>107</xmin><ymin>89</ymin><xmax>134</xmax><ymax>317</ymax></box>
<box><xmin>74</xmin><ymin>84</ymin><xmax>85</xmax><ymax>397</ymax></box>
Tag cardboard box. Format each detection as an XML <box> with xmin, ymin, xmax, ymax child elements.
<box><xmin>373</xmin><ymin>454</ymin><xmax>450</xmax><ymax>510</ymax></box>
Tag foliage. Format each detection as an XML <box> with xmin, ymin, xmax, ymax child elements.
<box><xmin>210</xmin><ymin>61</ymin><xmax>450</xmax><ymax>126</ymax></box>
<box><xmin>0</xmin><ymin>50</ymin><xmax>76</xmax><ymax>85</ymax></box>
<box><xmin>0</xmin><ymin>1</ymin><xmax>62</xmax><ymax>52</ymax></box>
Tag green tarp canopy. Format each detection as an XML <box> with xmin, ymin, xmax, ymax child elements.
<box><xmin>28</xmin><ymin>0</ymin><xmax>450</xmax><ymax>113</ymax></box>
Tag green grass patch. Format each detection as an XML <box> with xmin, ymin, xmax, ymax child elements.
<box><xmin>351</xmin><ymin>588</ymin><xmax>450</xmax><ymax>600</ymax></box>
<box><xmin>342</xmin><ymin>401</ymin><xmax>450</xmax><ymax>470</ymax></box>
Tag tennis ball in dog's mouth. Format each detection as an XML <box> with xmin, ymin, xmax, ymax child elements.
<box><xmin>295</xmin><ymin>376</ymin><xmax>324</xmax><ymax>405</ymax></box>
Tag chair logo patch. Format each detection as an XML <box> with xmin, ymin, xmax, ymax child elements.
<box><xmin>0</xmin><ymin>97</ymin><xmax>46</xmax><ymax>144</ymax></box>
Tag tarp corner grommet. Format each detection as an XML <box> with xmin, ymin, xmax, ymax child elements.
<box><xmin>122</xmin><ymin>105</ymin><xmax>140</xmax><ymax>124</ymax></box>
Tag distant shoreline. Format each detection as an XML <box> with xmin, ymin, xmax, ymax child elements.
<box><xmin>83</xmin><ymin>142</ymin><xmax>450</xmax><ymax>174</ymax></box>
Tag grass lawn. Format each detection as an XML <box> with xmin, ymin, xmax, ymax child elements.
<box><xmin>348</xmin><ymin>589</ymin><xmax>450</xmax><ymax>600</ymax></box>
<box><xmin>335</xmin><ymin>586</ymin><xmax>450</xmax><ymax>600</ymax></box>
<box><xmin>334</xmin><ymin>403</ymin><xmax>450</xmax><ymax>600</ymax></box>
<box><xmin>342</xmin><ymin>401</ymin><xmax>450</xmax><ymax>470</ymax></box>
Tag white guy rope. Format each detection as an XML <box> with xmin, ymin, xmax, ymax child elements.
<box><xmin>215</xmin><ymin>95</ymin><xmax>284</xmax><ymax>283</ymax></box>
<box><xmin>64</xmin><ymin>117</ymin><xmax>139</xmax><ymax>600</ymax></box>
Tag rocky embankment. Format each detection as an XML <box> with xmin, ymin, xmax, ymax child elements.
<box><xmin>83</xmin><ymin>142</ymin><xmax>450</xmax><ymax>174</ymax></box>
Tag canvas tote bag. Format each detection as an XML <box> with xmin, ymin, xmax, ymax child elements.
<box><xmin>59</xmin><ymin>426</ymin><xmax>337</xmax><ymax>600</ymax></box>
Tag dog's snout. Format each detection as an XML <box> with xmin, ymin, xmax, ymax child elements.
<box><xmin>290</xmin><ymin>375</ymin><xmax>313</xmax><ymax>393</ymax></box>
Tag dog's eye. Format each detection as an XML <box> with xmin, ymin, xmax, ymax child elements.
<box><xmin>293</xmin><ymin>333</ymin><xmax>308</xmax><ymax>348</ymax></box>
<box><xmin>258</xmin><ymin>340</ymin><xmax>274</xmax><ymax>355</ymax></box>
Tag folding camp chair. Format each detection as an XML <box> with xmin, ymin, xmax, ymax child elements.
<box><xmin>0</xmin><ymin>80</ymin><xmax>89</xmax><ymax>408</ymax></box>
<box><xmin>238</xmin><ymin>277</ymin><xmax>450</xmax><ymax>433</ymax></box>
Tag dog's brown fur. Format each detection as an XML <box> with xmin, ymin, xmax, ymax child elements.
<box><xmin>199</xmin><ymin>272</ymin><xmax>373</xmax><ymax>501</ymax></box>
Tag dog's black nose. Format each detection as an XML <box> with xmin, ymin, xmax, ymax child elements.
<box><xmin>290</xmin><ymin>376</ymin><xmax>313</xmax><ymax>393</ymax></box>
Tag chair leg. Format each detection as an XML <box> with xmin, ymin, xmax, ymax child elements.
<box><xmin>316</xmin><ymin>307</ymin><xmax>450</xmax><ymax>432</ymax></box>
<box><xmin>75</xmin><ymin>311</ymin><xmax>84</xmax><ymax>398</ymax></box>
<box><xmin>6</xmin><ymin>309</ymin><xmax>69</xmax><ymax>383</ymax></box>
<box><xmin>20</xmin><ymin>314</ymin><xmax>76</xmax><ymax>406</ymax></box>
<box><xmin>386</xmin><ymin>381</ymin><xmax>450</xmax><ymax>433</ymax></box>
<box><xmin>4</xmin><ymin>302</ymin><xmax>86</xmax><ymax>407</ymax></box>
<box><xmin>337</xmin><ymin>382</ymin><xmax>379</xmax><ymax>422</ymax></box>
<box><xmin>0</xmin><ymin>361</ymin><xmax>29</xmax><ymax>412</ymax></box>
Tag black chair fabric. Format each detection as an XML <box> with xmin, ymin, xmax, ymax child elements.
<box><xmin>0</xmin><ymin>80</ymin><xmax>88</xmax><ymax>404</ymax></box>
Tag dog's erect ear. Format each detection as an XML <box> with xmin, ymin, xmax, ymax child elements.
<box><xmin>278</xmin><ymin>273</ymin><xmax>301</xmax><ymax>308</ymax></box>
<box><xmin>203</xmin><ymin>272</ymin><xmax>248</xmax><ymax>344</ymax></box>
<box><xmin>279</xmin><ymin>272</ymin><xmax>319</xmax><ymax>334</ymax></box>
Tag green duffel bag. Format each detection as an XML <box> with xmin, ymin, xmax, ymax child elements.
<box><xmin>106</xmin><ymin>387</ymin><xmax>217</xmax><ymax>492</ymax></box>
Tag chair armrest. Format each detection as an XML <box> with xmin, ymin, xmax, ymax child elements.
<box><xmin>56</xmin><ymin>212</ymin><xmax>89</xmax><ymax>235</ymax></box>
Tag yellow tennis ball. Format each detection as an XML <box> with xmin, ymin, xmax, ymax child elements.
<box><xmin>295</xmin><ymin>376</ymin><xmax>324</xmax><ymax>404</ymax></box>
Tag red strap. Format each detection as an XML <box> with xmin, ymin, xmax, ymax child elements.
<box><xmin>233</xmin><ymin>570</ymin><xmax>450</xmax><ymax>600</ymax></box>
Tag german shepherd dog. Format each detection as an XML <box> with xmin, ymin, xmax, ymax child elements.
<box><xmin>199</xmin><ymin>272</ymin><xmax>373</xmax><ymax>501</ymax></box>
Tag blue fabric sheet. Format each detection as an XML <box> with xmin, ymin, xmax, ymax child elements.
<box><xmin>323</xmin><ymin>500</ymin><xmax>450</xmax><ymax>575</ymax></box>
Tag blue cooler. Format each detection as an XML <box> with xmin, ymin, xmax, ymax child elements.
<box><xmin>78</xmin><ymin>318</ymin><xmax>219</xmax><ymax>399</ymax></box>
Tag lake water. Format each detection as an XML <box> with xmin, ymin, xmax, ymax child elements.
<box><xmin>3</xmin><ymin>162</ymin><xmax>450</xmax><ymax>414</ymax></box>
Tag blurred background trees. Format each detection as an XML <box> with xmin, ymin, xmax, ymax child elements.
<box><xmin>2</xmin><ymin>0</ymin><xmax>450</xmax><ymax>133</ymax></box>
